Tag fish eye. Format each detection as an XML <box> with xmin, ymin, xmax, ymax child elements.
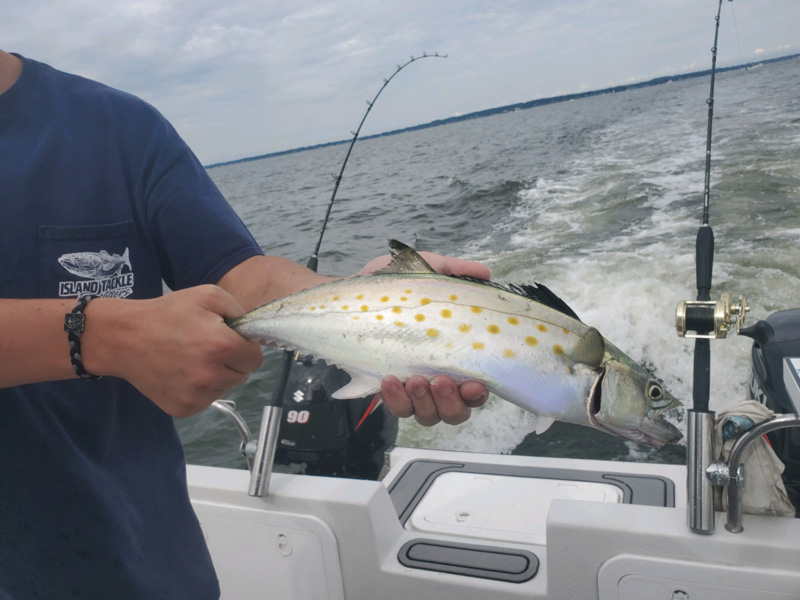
<box><xmin>647</xmin><ymin>382</ymin><xmax>665</xmax><ymax>402</ymax></box>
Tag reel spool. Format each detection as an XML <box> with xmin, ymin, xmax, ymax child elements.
<box><xmin>676</xmin><ymin>293</ymin><xmax>748</xmax><ymax>339</ymax></box>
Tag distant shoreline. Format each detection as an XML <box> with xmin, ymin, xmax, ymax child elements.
<box><xmin>206</xmin><ymin>53</ymin><xmax>799</xmax><ymax>170</ymax></box>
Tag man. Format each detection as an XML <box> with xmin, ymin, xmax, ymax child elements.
<box><xmin>0</xmin><ymin>49</ymin><xmax>488</xmax><ymax>599</ymax></box>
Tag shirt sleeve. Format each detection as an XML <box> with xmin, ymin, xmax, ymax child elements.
<box><xmin>143</xmin><ymin>146</ymin><xmax>264</xmax><ymax>291</ymax></box>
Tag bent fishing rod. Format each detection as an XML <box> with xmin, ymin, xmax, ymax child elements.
<box><xmin>675</xmin><ymin>0</ymin><xmax>748</xmax><ymax>535</ymax></box>
<box><xmin>248</xmin><ymin>52</ymin><xmax>448</xmax><ymax>497</ymax></box>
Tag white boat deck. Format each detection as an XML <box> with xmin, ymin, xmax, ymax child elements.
<box><xmin>188</xmin><ymin>447</ymin><xmax>800</xmax><ymax>599</ymax></box>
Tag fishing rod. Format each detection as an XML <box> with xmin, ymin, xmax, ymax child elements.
<box><xmin>309</xmin><ymin>52</ymin><xmax>447</xmax><ymax>271</ymax></box>
<box><xmin>248</xmin><ymin>52</ymin><xmax>448</xmax><ymax>497</ymax></box>
<box><xmin>676</xmin><ymin>0</ymin><xmax>748</xmax><ymax>535</ymax></box>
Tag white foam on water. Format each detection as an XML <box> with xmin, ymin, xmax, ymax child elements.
<box><xmin>192</xmin><ymin>58</ymin><xmax>800</xmax><ymax>468</ymax></box>
<box><xmin>397</xmin><ymin>396</ymin><xmax>539</xmax><ymax>455</ymax></box>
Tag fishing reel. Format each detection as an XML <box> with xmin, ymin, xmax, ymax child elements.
<box><xmin>676</xmin><ymin>293</ymin><xmax>749</xmax><ymax>339</ymax></box>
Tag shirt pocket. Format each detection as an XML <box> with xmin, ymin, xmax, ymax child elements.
<box><xmin>39</xmin><ymin>221</ymin><xmax>142</xmax><ymax>299</ymax></box>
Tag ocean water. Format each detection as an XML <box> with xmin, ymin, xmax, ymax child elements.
<box><xmin>177</xmin><ymin>56</ymin><xmax>800</xmax><ymax>469</ymax></box>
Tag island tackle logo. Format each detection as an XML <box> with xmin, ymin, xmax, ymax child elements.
<box><xmin>58</xmin><ymin>248</ymin><xmax>135</xmax><ymax>298</ymax></box>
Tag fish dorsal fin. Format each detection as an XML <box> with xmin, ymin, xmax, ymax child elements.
<box><xmin>568</xmin><ymin>326</ymin><xmax>605</xmax><ymax>369</ymax></box>
<box><xmin>508</xmin><ymin>282</ymin><xmax>582</xmax><ymax>322</ymax></box>
<box><xmin>379</xmin><ymin>241</ymin><xmax>583</xmax><ymax>324</ymax></box>
<box><xmin>456</xmin><ymin>277</ymin><xmax>582</xmax><ymax>322</ymax></box>
<box><xmin>374</xmin><ymin>240</ymin><xmax>437</xmax><ymax>275</ymax></box>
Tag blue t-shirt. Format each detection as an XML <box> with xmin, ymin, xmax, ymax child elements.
<box><xmin>0</xmin><ymin>56</ymin><xmax>263</xmax><ymax>599</ymax></box>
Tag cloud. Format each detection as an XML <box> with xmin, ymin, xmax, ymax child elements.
<box><xmin>3</xmin><ymin>0</ymin><xmax>799</xmax><ymax>164</ymax></box>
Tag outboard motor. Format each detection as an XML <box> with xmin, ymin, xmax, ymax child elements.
<box><xmin>742</xmin><ymin>309</ymin><xmax>800</xmax><ymax>515</ymax></box>
<box><xmin>274</xmin><ymin>355</ymin><xmax>398</xmax><ymax>480</ymax></box>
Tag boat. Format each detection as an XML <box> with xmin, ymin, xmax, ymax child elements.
<box><xmin>188</xmin><ymin>381</ymin><xmax>800</xmax><ymax>599</ymax></box>
<box><xmin>186</xmin><ymin>3</ymin><xmax>800</xmax><ymax>597</ymax></box>
<box><xmin>186</xmin><ymin>227</ymin><xmax>800</xmax><ymax>600</ymax></box>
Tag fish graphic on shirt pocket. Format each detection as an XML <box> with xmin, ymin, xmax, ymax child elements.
<box><xmin>56</xmin><ymin>247</ymin><xmax>135</xmax><ymax>298</ymax></box>
<box><xmin>58</xmin><ymin>248</ymin><xmax>132</xmax><ymax>280</ymax></box>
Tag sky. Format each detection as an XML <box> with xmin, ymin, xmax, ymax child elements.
<box><xmin>3</xmin><ymin>1</ymin><xmax>798</xmax><ymax>165</ymax></box>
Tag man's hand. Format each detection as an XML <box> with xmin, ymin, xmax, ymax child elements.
<box><xmin>381</xmin><ymin>375</ymin><xmax>489</xmax><ymax>426</ymax></box>
<box><xmin>358</xmin><ymin>251</ymin><xmax>491</xmax><ymax>280</ymax></box>
<box><xmin>361</xmin><ymin>249</ymin><xmax>491</xmax><ymax>426</ymax></box>
<box><xmin>83</xmin><ymin>286</ymin><xmax>263</xmax><ymax>417</ymax></box>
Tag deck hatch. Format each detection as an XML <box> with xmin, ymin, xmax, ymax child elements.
<box><xmin>388</xmin><ymin>459</ymin><xmax>676</xmax><ymax>525</ymax></box>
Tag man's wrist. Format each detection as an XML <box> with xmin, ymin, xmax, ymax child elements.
<box><xmin>64</xmin><ymin>296</ymin><xmax>100</xmax><ymax>380</ymax></box>
<box><xmin>78</xmin><ymin>297</ymin><xmax>119</xmax><ymax>379</ymax></box>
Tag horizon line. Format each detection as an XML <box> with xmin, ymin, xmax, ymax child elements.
<box><xmin>206</xmin><ymin>52</ymin><xmax>799</xmax><ymax>170</ymax></box>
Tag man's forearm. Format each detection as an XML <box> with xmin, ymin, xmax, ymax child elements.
<box><xmin>0</xmin><ymin>299</ymin><xmax>78</xmax><ymax>387</ymax></box>
<box><xmin>215</xmin><ymin>255</ymin><xmax>336</xmax><ymax>312</ymax></box>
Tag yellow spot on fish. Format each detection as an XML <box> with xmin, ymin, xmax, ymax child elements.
<box><xmin>472</xmin><ymin>342</ymin><xmax>484</xmax><ymax>350</ymax></box>
<box><xmin>380</xmin><ymin>296</ymin><xmax>389</xmax><ymax>303</ymax></box>
<box><xmin>311</xmin><ymin>307</ymin><xmax>317</xmax><ymax>311</ymax></box>
<box><xmin>445</xmin><ymin>342</ymin><xmax>453</xmax><ymax>349</ymax></box>
<box><xmin>320</xmin><ymin>305</ymin><xmax>325</xmax><ymax>309</ymax></box>
<box><xmin>341</xmin><ymin>305</ymin><xmax>349</xmax><ymax>310</ymax></box>
<box><xmin>376</xmin><ymin>315</ymin><xmax>384</xmax><ymax>321</ymax></box>
<box><xmin>562</xmin><ymin>328</ymin><xmax>570</xmax><ymax>334</ymax></box>
<box><xmin>405</xmin><ymin>289</ymin><xmax>412</xmax><ymax>294</ymax></box>
<box><xmin>508</xmin><ymin>317</ymin><xmax>519</xmax><ymax>325</ymax></box>
<box><xmin>449</xmin><ymin>294</ymin><xmax>458</xmax><ymax>301</ymax></box>
<box><xmin>415</xmin><ymin>314</ymin><xmax>426</xmax><ymax>322</ymax></box>
<box><xmin>394</xmin><ymin>321</ymin><xmax>405</xmax><ymax>327</ymax></box>
<box><xmin>352</xmin><ymin>316</ymin><xmax>359</xmax><ymax>321</ymax></box>
<box><xmin>471</xmin><ymin>306</ymin><xmax>482</xmax><ymax>314</ymax></box>
<box><xmin>553</xmin><ymin>344</ymin><xmax>564</xmax><ymax>356</ymax></box>
<box><xmin>504</xmin><ymin>349</ymin><xmax>516</xmax><ymax>358</ymax></box>
<box><xmin>400</xmin><ymin>296</ymin><xmax>408</xmax><ymax>302</ymax></box>
<box><xmin>361</xmin><ymin>305</ymin><xmax>369</xmax><ymax>312</ymax></box>
<box><xmin>441</xmin><ymin>309</ymin><xmax>452</xmax><ymax>319</ymax></box>
<box><xmin>333</xmin><ymin>296</ymin><xmax>339</xmax><ymax>301</ymax></box>
<box><xmin>526</xmin><ymin>336</ymin><xmax>538</xmax><ymax>346</ymax></box>
<box><xmin>427</xmin><ymin>328</ymin><xmax>439</xmax><ymax>338</ymax></box>
<box><xmin>392</xmin><ymin>307</ymin><xmax>402</xmax><ymax>314</ymax></box>
<box><xmin>421</xmin><ymin>298</ymin><xmax>431</xmax><ymax>305</ymax></box>
<box><xmin>537</xmin><ymin>324</ymin><xmax>548</xmax><ymax>332</ymax></box>
<box><xmin>459</xmin><ymin>324</ymin><xmax>471</xmax><ymax>333</ymax></box>
<box><xmin>487</xmin><ymin>325</ymin><xmax>500</xmax><ymax>334</ymax></box>
<box><xmin>356</xmin><ymin>294</ymin><xmax>364</xmax><ymax>300</ymax></box>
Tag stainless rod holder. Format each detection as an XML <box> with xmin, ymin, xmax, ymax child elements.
<box><xmin>210</xmin><ymin>400</ymin><xmax>254</xmax><ymax>471</ymax></box>
<box><xmin>687</xmin><ymin>409</ymin><xmax>716</xmax><ymax>534</ymax></box>
<box><xmin>248</xmin><ymin>405</ymin><xmax>283</xmax><ymax>497</ymax></box>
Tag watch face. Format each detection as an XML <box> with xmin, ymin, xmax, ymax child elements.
<box><xmin>64</xmin><ymin>312</ymin><xmax>86</xmax><ymax>333</ymax></box>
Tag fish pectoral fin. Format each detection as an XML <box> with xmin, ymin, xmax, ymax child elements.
<box><xmin>534</xmin><ymin>416</ymin><xmax>555</xmax><ymax>435</ymax></box>
<box><xmin>331</xmin><ymin>371</ymin><xmax>383</xmax><ymax>400</ymax></box>
<box><xmin>567</xmin><ymin>326</ymin><xmax>605</xmax><ymax>369</ymax></box>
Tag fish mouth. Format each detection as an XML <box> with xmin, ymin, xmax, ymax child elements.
<box><xmin>587</xmin><ymin>367</ymin><xmax>622</xmax><ymax>440</ymax></box>
<box><xmin>587</xmin><ymin>367</ymin><xmax>605</xmax><ymax>421</ymax></box>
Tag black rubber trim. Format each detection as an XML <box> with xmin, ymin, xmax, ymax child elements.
<box><xmin>398</xmin><ymin>539</ymin><xmax>539</xmax><ymax>583</ymax></box>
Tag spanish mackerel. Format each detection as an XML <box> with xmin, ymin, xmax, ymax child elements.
<box><xmin>229</xmin><ymin>241</ymin><xmax>682</xmax><ymax>447</ymax></box>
